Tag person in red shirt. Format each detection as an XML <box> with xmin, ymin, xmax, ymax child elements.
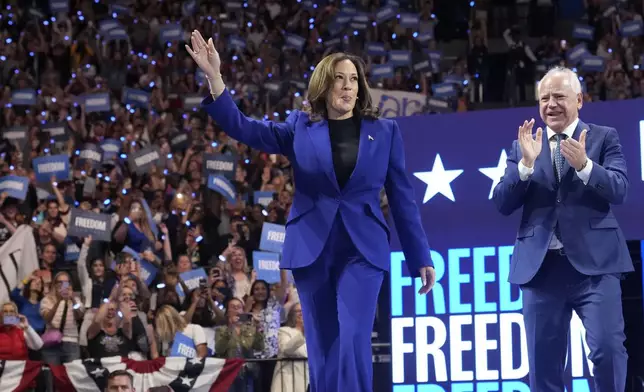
<box><xmin>0</xmin><ymin>301</ymin><xmax>43</xmax><ymax>360</ymax></box>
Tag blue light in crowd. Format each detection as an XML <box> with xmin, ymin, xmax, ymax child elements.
<box><xmin>232</xmin><ymin>55</ymin><xmax>238</xmax><ymax>61</ymax></box>
<box><xmin>181</xmin><ymin>211</ymin><xmax>187</xmax><ymax>216</ymax></box>
<box><xmin>211</xmin><ymin>142</ymin><xmax>217</xmax><ymax>147</ymax></box>
<box><xmin>572</xmin><ymin>68</ymin><xmax>578</xmax><ymax>73</ymax></box>
<box><xmin>149</xmin><ymin>81</ymin><xmax>155</xmax><ymax>88</ymax></box>
<box><xmin>313</xmin><ymin>3</ymin><xmax>318</xmax><ymax>8</ymax></box>
<box><xmin>353</xmin><ymin>30</ymin><xmax>358</xmax><ymax>36</ymax></box>
<box><xmin>81</xmin><ymin>170</ymin><xmax>86</xmax><ymax>176</ymax></box>
<box><xmin>72</xmin><ymin>73</ymin><xmax>76</xmax><ymax>78</ymax></box>
<box><xmin>64</xmin><ymin>36</ymin><xmax>69</xmax><ymax>41</ymax></box>
<box><xmin>110</xmin><ymin>116</ymin><xmax>116</xmax><ymax>122</ymax></box>
<box><xmin>77</xmin><ymin>11</ymin><xmax>82</xmax><ymax>15</ymax></box>
<box><xmin>317</xmin><ymin>38</ymin><xmax>322</xmax><ymax>43</ymax></box>
<box><xmin>97</xmin><ymin>173</ymin><xmax>103</xmax><ymax>178</ymax></box>
<box><xmin>309</xmin><ymin>18</ymin><xmax>315</xmax><ymax>23</ymax></box>
<box><xmin>122</xmin><ymin>189</ymin><xmax>128</xmax><ymax>195</ymax></box>
<box><xmin>6</xmin><ymin>5</ymin><xmax>10</xmax><ymax>9</ymax></box>
<box><xmin>124</xmin><ymin>217</ymin><xmax>131</xmax><ymax>224</ymax></box>
<box><xmin>415</xmin><ymin>84</ymin><xmax>420</xmax><ymax>90</ymax></box>
<box><xmin>191</xmin><ymin>192</ymin><xmax>195</xmax><ymax>198</ymax></box>
<box><xmin>392</xmin><ymin>33</ymin><xmax>397</xmax><ymax>39</ymax></box>
<box><xmin>413</xmin><ymin>32</ymin><xmax>418</xmax><ymax>38</ymax></box>
<box><xmin>273</xmin><ymin>112</ymin><xmax>279</xmax><ymax>117</ymax></box>
<box><xmin>32</xmin><ymin>217</ymin><xmax>37</xmax><ymax>222</ymax></box>
<box><xmin>66</xmin><ymin>116</ymin><xmax>72</xmax><ymax>121</ymax></box>
<box><xmin>268</xmin><ymin>73</ymin><xmax>272</xmax><ymax>78</ymax></box>
<box><xmin>294</xmin><ymin>92</ymin><xmax>300</xmax><ymax>97</ymax></box>
<box><xmin>244</xmin><ymin>159</ymin><xmax>250</xmax><ymax>164</ymax></box>
<box><xmin>51</xmin><ymin>17</ymin><xmax>56</xmax><ymax>22</ymax></box>
<box><xmin>230</xmin><ymin>89</ymin><xmax>236</xmax><ymax>95</ymax></box>
<box><xmin>105</xmin><ymin>176</ymin><xmax>111</xmax><ymax>182</ymax></box>
<box><xmin>257</xmin><ymin>58</ymin><xmax>262</xmax><ymax>63</ymax></box>
<box><xmin>247</xmin><ymin>22</ymin><xmax>252</xmax><ymax>27</ymax></box>
<box><xmin>29</xmin><ymin>52</ymin><xmax>34</xmax><ymax>57</ymax></box>
<box><xmin>475</xmin><ymin>73</ymin><xmax>480</xmax><ymax>78</ymax></box>
<box><xmin>5</xmin><ymin>38</ymin><xmax>11</xmax><ymax>44</ymax></box>
<box><xmin>44</xmin><ymin>148</ymin><xmax>50</xmax><ymax>153</ymax></box>
<box><xmin>74</xmin><ymin>201</ymin><xmax>80</xmax><ymax>207</ymax></box>
<box><xmin>151</xmin><ymin>60</ymin><xmax>156</xmax><ymax>65</ymax></box>
<box><xmin>463</xmin><ymin>80</ymin><xmax>469</xmax><ymax>85</ymax></box>
<box><xmin>79</xmin><ymin>16</ymin><xmax>85</xmax><ymax>21</ymax></box>
<box><xmin>243</xmin><ymin>2</ymin><xmax>248</xmax><ymax>7</ymax></box>
<box><xmin>470</xmin><ymin>0</ymin><xmax>475</xmax><ymax>6</ymax></box>
<box><xmin>52</xmin><ymin>97</ymin><xmax>57</xmax><ymax>103</ymax></box>
<box><xmin>167</xmin><ymin>43</ymin><xmax>172</xmax><ymax>48</ymax></box>
<box><xmin>608</xmin><ymin>48</ymin><xmax>613</xmax><ymax>53</ymax></box>
<box><xmin>41</xmin><ymin>111</ymin><xmax>46</xmax><ymax>116</ymax></box>
<box><xmin>196</xmin><ymin>236</ymin><xmax>203</xmax><ymax>243</ymax></box>
<box><xmin>104</xmin><ymin>199</ymin><xmax>111</xmax><ymax>205</ymax></box>
<box><xmin>285</xmin><ymin>110</ymin><xmax>291</xmax><ymax>115</ymax></box>
<box><xmin>0</xmin><ymin>56</ymin><xmax>5</xmax><ymax>61</ymax></box>
<box><xmin>397</xmin><ymin>14</ymin><xmax>400</xmax><ymax>18</ymax></box>
<box><xmin>262</xmin><ymin>209</ymin><xmax>268</xmax><ymax>216</ymax></box>
<box><xmin>9</xmin><ymin>166</ymin><xmax>13</xmax><ymax>170</ymax></box>
<box><xmin>112</xmin><ymin>12</ymin><xmax>117</xmax><ymax>18</ymax></box>
<box><xmin>156</xmin><ymin>283</ymin><xmax>166</xmax><ymax>289</ymax></box>
<box><xmin>163</xmin><ymin>169</ymin><xmax>168</xmax><ymax>175</ymax></box>
<box><xmin>167</xmin><ymin>153</ymin><xmax>173</xmax><ymax>159</ymax></box>
<box><xmin>431</xmin><ymin>13</ymin><xmax>436</xmax><ymax>18</ymax></box>
<box><xmin>50</xmin><ymin>139</ymin><xmax>54</xmax><ymax>144</ymax></box>
<box><xmin>186</xmin><ymin>221</ymin><xmax>191</xmax><ymax>227</ymax></box>
<box><xmin>52</xmin><ymin>181</ymin><xmax>58</xmax><ymax>187</ymax></box>
<box><xmin>264</xmin><ymin>115</ymin><xmax>269</xmax><ymax>120</ymax></box>
<box><xmin>167</xmin><ymin>53</ymin><xmax>173</xmax><ymax>58</ymax></box>
<box><xmin>103</xmin><ymin>298</ymin><xmax>109</xmax><ymax>303</ymax></box>
<box><xmin>120</xmin><ymin>136</ymin><xmax>126</xmax><ymax>142</ymax></box>
<box><xmin>309</xmin><ymin>24</ymin><xmax>314</xmax><ymax>30</ymax></box>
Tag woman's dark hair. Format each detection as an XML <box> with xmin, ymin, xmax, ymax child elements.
<box><xmin>303</xmin><ymin>52</ymin><xmax>379</xmax><ymax>122</ymax></box>
<box><xmin>24</xmin><ymin>276</ymin><xmax>44</xmax><ymax>301</ymax></box>
<box><xmin>250</xmin><ymin>279</ymin><xmax>270</xmax><ymax>310</ymax></box>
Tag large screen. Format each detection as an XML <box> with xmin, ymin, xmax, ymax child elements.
<box><xmin>390</xmin><ymin>98</ymin><xmax>644</xmax><ymax>391</ymax></box>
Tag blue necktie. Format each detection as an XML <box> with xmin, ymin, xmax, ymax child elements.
<box><xmin>553</xmin><ymin>133</ymin><xmax>566</xmax><ymax>182</ymax></box>
<box><xmin>553</xmin><ymin>133</ymin><xmax>566</xmax><ymax>243</ymax></box>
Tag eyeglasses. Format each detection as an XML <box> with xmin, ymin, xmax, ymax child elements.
<box><xmin>55</xmin><ymin>280</ymin><xmax>69</xmax><ymax>285</ymax></box>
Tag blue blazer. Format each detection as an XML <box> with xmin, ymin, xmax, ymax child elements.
<box><xmin>202</xmin><ymin>90</ymin><xmax>432</xmax><ymax>277</ymax></box>
<box><xmin>493</xmin><ymin>120</ymin><xmax>633</xmax><ymax>285</ymax></box>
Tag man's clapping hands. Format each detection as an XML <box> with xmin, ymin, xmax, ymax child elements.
<box><xmin>518</xmin><ymin>119</ymin><xmax>543</xmax><ymax>168</ymax></box>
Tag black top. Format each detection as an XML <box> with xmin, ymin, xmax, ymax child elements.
<box><xmin>328</xmin><ymin>117</ymin><xmax>361</xmax><ymax>190</ymax></box>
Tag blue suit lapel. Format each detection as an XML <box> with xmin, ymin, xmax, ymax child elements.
<box><xmin>306</xmin><ymin>120</ymin><xmax>341</xmax><ymax>193</ymax></box>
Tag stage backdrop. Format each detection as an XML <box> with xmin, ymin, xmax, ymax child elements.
<box><xmin>390</xmin><ymin>98</ymin><xmax>644</xmax><ymax>392</ymax></box>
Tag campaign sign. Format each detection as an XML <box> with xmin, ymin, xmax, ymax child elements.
<box><xmin>252</xmin><ymin>251</ymin><xmax>281</xmax><ymax>283</ymax></box>
<box><xmin>64</xmin><ymin>239</ymin><xmax>81</xmax><ymax>262</ymax></box>
<box><xmin>128</xmin><ymin>145</ymin><xmax>165</xmax><ymax>174</ymax></box>
<box><xmin>203</xmin><ymin>153</ymin><xmax>236</xmax><ymax>179</ymax></box>
<box><xmin>259</xmin><ymin>223</ymin><xmax>286</xmax><ymax>254</ymax></box>
<box><xmin>41</xmin><ymin>122</ymin><xmax>69</xmax><ymax>142</ymax></box>
<box><xmin>170</xmin><ymin>333</ymin><xmax>197</xmax><ymax>358</ymax></box>
<box><xmin>2</xmin><ymin>126</ymin><xmax>28</xmax><ymax>148</ymax></box>
<box><xmin>179</xmin><ymin>268</ymin><xmax>208</xmax><ymax>292</ymax></box>
<box><xmin>183</xmin><ymin>95</ymin><xmax>203</xmax><ymax>110</ymax></box>
<box><xmin>99</xmin><ymin>139</ymin><xmax>122</xmax><ymax>160</ymax></box>
<box><xmin>82</xmin><ymin>93</ymin><xmax>111</xmax><ymax>113</ymax></box>
<box><xmin>169</xmin><ymin>131</ymin><xmax>191</xmax><ymax>152</ymax></box>
<box><xmin>67</xmin><ymin>208</ymin><xmax>112</xmax><ymax>242</ymax></box>
<box><xmin>0</xmin><ymin>176</ymin><xmax>29</xmax><ymax>200</ymax></box>
<box><xmin>33</xmin><ymin>155</ymin><xmax>70</xmax><ymax>183</ymax></box>
<box><xmin>207</xmin><ymin>175</ymin><xmax>236</xmax><ymax>204</ymax></box>
<box><xmin>77</xmin><ymin>143</ymin><xmax>103</xmax><ymax>168</ymax></box>
<box><xmin>139</xmin><ymin>259</ymin><xmax>158</xmax><ymax>287</ymax></box>
<box><xmin>122</xmin><ymin>88</ymin><xmax>151</xmax><ymax>108</ymax></box>
<box><xmin>253</xmin><ymin>191</ymin><xmax>274</xmax><ymax>207</ymax></box>
<box><xmin>389</xmin><ymin>98</ymin><xmax>644</xmax><ymax>391</ymax></box>
<box><xmin>11</xmin><ymin>89</ymin><xmax>37</xmax><ymax>106</ymax></box>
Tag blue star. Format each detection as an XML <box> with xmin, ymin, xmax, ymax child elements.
<box><xmin>413</xmin><ymin>154</ymin><xmax>463</xmax><ymax>203</ymax></box>
<box><xmin>479</xmin><ymin>149</ymin><xmax>508</xmax><ymax>199</ymax></box>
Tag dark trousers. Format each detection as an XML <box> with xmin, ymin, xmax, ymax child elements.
<box><xmin>293</xmin><ymin>217</ymin><xmax>384</xmax><ymax>392</ymax></box>
<box><xmin>521</xmin><ymin>250</ymin><xmax>627</xmax><ymax>392</ymax></box>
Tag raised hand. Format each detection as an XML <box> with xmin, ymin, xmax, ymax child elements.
<box><xmin>517</xmin><ymin>119</ymin><xmax>543</xmax><ymax>168</ymax></box>
<box><xmin>185</xmin><ymin>30</ymin><xmax>221</xmax><ymax>80</ymax></box>
<box><xmin>561</xmin><ymin>129</ymin><xmax>588</xmax><ymax>171</ymax></box>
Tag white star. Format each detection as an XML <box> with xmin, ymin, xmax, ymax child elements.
<box><xmin>189</xmin><ymin>358</ymin><xmax>203</xmax><ymax>365</ymax></box>
<box><xmin>181</xmin><ymin>376</ymin><xmax>194</xmax><ymax>386</ymax></box>
<box><xmin>91</xmin><ymin>368</ymin><xmax>106</xmax><ymax>378</ymax></box>
<box><xmin>478</xmin><ymin>149</ymin><xmax>508</xmax><ymax>199</ymax></box>
<box><xmin>413</xmin><ymin>154</ymin><xmax>464</xmax><ymax>203</ymax></box>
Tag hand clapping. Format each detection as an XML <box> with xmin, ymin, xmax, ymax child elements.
<box><xmin>560</xmin><ymin>129</ymin><xmax>588</xmax><ymax>171</ymax></box>
<box><xmin>518</xmin><ymin>118</ymin><xmax>543</xmax><ymax>168</ymax></box>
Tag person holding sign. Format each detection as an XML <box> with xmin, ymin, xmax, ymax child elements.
<box><xmin>187</xmin><ymin>31</ymin><xmax>435</xmax><ymax>392</ymax></box>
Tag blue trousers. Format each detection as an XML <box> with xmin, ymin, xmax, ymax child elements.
<box><xmin>521</xmin><ymin>250</ymin><xmax>627</xmax><ymax>392</ymax></box>
<box><xmin>292</xmin><ymin>217</ymin><xmax>384</xmax><ymax>392</ymax></box>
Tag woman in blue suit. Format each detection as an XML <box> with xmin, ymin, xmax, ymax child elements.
<box><xmin>186</xmin><ymin>30</ymin><xmax>435</xmax><ymax>392</ymax></box>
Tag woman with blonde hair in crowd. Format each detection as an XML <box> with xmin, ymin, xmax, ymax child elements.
<box><xmin>151</xmin><ymin>304</ymin><xmax>208</xmax><ymax>358</ymax></box>
<box><xmin>0</xmin><ymin>301</ymin><xmax>43</xmax><ymax>360</ymax></box>
<box><xmin>40</xmin><ymin>271</ymin><xmax>85</xmax><ymax>365</ymax></box>
<box><xmin>271</xmin><ymin>303</ymin><xmax>308</xmax><ymax>392</ymax></box>
<box><xmin>188</xmin><ymin>31</ymin><xmax>435</xmax><ymax>391</ymax></box>
<box><xmin>221</xmin><ymin>244</ymin><xmax>253</xmax><ymax>300</ymax></box>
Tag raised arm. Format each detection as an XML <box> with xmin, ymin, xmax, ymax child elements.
<box><xmin>186</xmin><ymin>30</ymin><xmax>296</xmax><ymax>156</ymax></box>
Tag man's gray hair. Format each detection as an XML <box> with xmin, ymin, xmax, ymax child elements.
<box><xmin>539</xmin><ymin>66</ymin><xmax>583</xmax><ymax>95</ymax></box>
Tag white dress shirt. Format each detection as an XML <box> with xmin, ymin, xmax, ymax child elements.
<box><xmin>517</xmin><ymin>118</ymin><xmax>594</xmax><ymax>249</ymax></box>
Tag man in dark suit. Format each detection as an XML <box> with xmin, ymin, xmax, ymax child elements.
<box><xmin>493</xmin><ymin>66</ymin><xmax>633</xmax><ymax>392</ymax></box>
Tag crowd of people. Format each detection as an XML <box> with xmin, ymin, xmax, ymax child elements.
<box><xmin>0</xmin><ymin>0</ymin><xmax>643</xmax><ymax>391</ymax></box>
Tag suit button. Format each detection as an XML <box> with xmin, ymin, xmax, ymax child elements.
<box><xmin>556</xmin><ymin>198</ymin><xmax>561</xmax><ymax>203</ymax></box>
